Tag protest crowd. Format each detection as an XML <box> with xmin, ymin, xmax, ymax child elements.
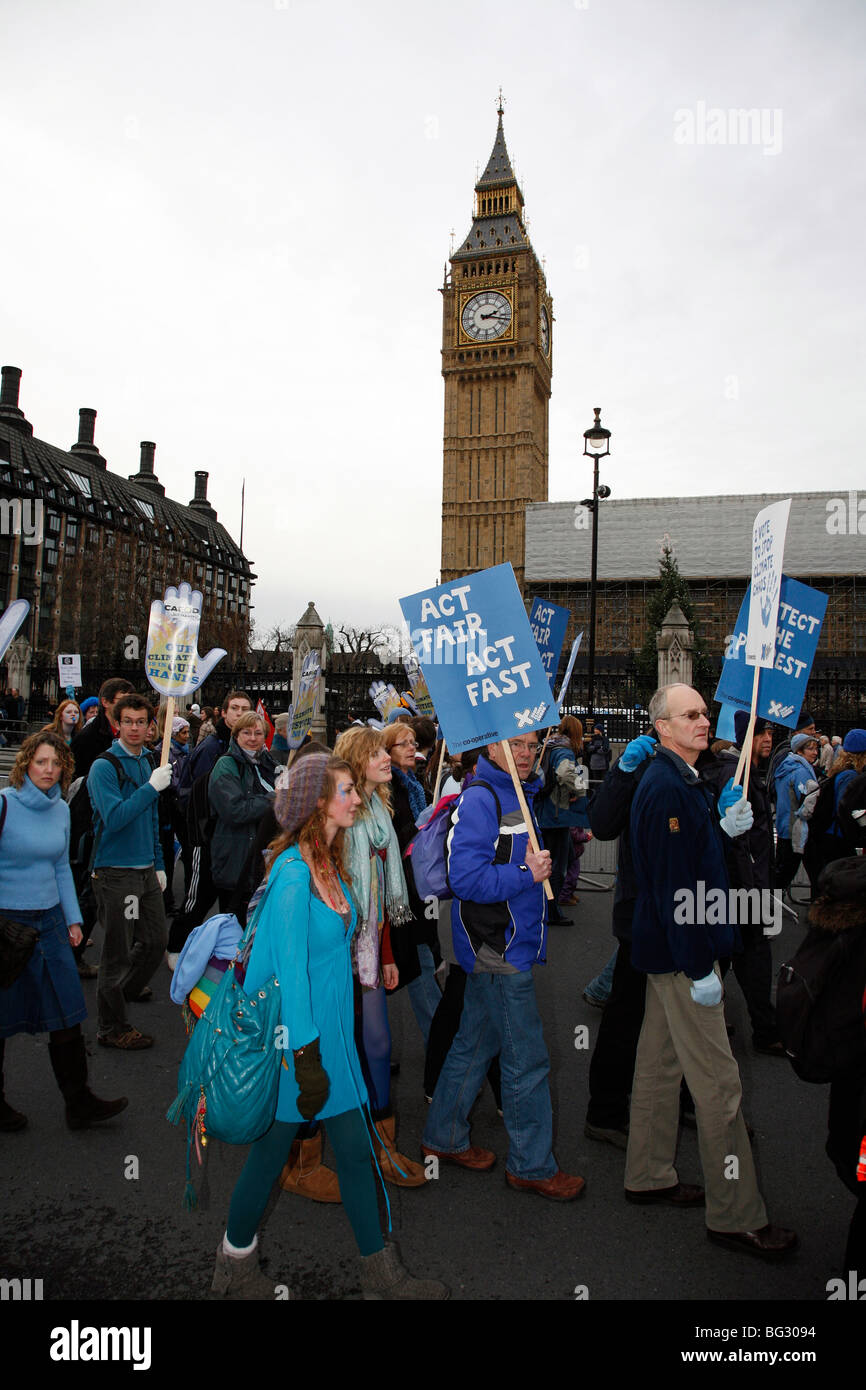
<box><xmin>1</xmin><ymin>576</ymin><xmax>865</xmax><ymax>1300</ymax></box>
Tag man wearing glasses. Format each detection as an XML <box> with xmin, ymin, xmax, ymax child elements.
<box><xmin>88</xmin><ymin>694</ymin><xmax>173</xmax><ymax>1050</ymax></box>
<box><xmin>421</xmin><ymin>732</ymin><xmax>586</xmax><ymax>1201</ymax></box>
<box><xmin>625</xmin><ymin>684</ymin><xmax>797</xmax><ymax>1257</ymax></box>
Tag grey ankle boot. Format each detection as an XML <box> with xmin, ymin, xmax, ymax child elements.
<box><xmin>360</xmin><ymin>1242</ymin><xmax>449</xmax><ymax>1300</ymax></box>
<box><xmin>210</xmin><ymin>1242</ymin><xmax>281</xmax><ymax>1300</ymax></box>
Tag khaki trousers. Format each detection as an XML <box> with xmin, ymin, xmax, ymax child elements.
<box><xmin>625</xmin><ymin>966</ymin><xmax>768</xmax><ymax>1232</ymax></box>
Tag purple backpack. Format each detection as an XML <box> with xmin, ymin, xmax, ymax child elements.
<box><xmin>404</xmin><ymin>780</ymin><xmax>500</xmax><ymax>901</ymax></box>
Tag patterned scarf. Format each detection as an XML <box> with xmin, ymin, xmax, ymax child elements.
<box><xmin>345</xmin><ymin>791</ymin><xmax>413</xmax><ymax>987</ymax></box>
<box><xmin>391</xmin><ymin>763</ymin><xmax>426</xmax><ymax>821</ymax></box>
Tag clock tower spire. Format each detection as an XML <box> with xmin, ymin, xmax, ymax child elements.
<box><xmin>440</xmin><ymin>103</ymin><xmax>552</xmax><ymax>592</ymax></box>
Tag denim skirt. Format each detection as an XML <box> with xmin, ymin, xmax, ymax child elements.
<box><xmin>0</xmin><ymin>903</ymin><xmax>87</xmax><ymax>1037</ymax></box>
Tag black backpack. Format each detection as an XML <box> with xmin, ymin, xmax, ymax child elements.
<box><xmin>186</xmin><ymin>766</ymin><xmax>216</xmax><ymax>848</ymax></box>
<box><xmin>776</xmin><ymin>925</ymin><xmax>866</xmax><ymax>1083</ymax></box>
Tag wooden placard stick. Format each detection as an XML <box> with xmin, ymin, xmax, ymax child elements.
<box><xmin>732</xmin><ymin>664</ymin><xmax>760</xmax><ymax>798</ymax></box>
<box><xmin>431</xmin><ymin>739</ymin><xmax>447</xmax><ymax>806</ymax></box>
<box><xmin>159</xmin><ymin>695</ymin><xmax>175</xmax><ymax>769</ymax></box>
<box><xmin>533</xmin><ymin>725</ymin><xmax>556</xmax><ymax>776</ymax></box>
<box><xmin>501</xmin><ymin>738</ymin><xmax>553</xmax><ymax>902</ymax></box>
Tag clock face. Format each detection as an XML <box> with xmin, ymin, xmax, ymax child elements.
<box><xmin>539</xmin><ymin>304</ymin><xmax>550</xmax><ymax>356</ymax></box>
<box><xmin>461</xmin><ymin>290</ymin><xmax>513</xmax><ymax>342</ymax></box>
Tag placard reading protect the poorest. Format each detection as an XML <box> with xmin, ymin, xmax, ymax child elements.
<box><xmin>399</xmin><ymin>563</ymin><xmax>553</xmax><ymax>752</ymax></box>
<box><xmin>715</xmin><ymin>574</ymin><xmax>827</xmax><ymax>729</ymax></box>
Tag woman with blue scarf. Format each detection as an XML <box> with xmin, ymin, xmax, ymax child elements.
<box><xmin>334</xmin><ymin>725</ymin><xmax>426</xmax><ymax>1188</ymax></box>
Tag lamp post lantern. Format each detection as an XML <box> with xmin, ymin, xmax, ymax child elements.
<box><xmin>581</xmin><ymin>407</ymin><xmax>612</xmax><ymax>722</ymax></box>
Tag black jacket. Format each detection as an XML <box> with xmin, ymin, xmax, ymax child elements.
<box><xmin>71</xmin><ymin>708</ymin><xmax>115</xmax><ymax>779</ymax></box>
<box><xmin>587</xmin><ymin>757</ymin><xmax>651</xmax><ymax>941</ymax></box>
<box><xmin>702</xmin><ymin>747</ymin><xmax>774</xmax><ymax>894</ymax></box>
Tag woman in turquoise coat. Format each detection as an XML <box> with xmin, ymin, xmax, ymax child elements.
<box><xmin>211</xmin><ymin>752</ymin><xmax>448</xmax><ymax>1302</ymax></box>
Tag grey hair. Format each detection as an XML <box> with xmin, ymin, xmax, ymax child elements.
<box><xmin>648</xmin><ymin>683</ymin><xmax>694</xmax><ymax>730</ymax></box>
<box><xmin>647</xmin><ymin>687</ymin><xmax>671</xmax><ymax>726</ymax></box>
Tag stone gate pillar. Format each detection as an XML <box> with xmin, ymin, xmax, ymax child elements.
<box><xmin>656</xmin><ymin>602</ymin><xmax>694</xmax><ymax>689</ymax></box>
<box><xmin>291</xmin><ymin>600</ymin><xmax>327</xmax><ymax>743</ymax></box>
<box><xmin>6</xmin><ymin>636</ymin><xmax>32</xmax><ymax>701</ymax></box>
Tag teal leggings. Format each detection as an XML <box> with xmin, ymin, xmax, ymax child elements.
<box><xmin>226</xmin><ymin>1108</ymin><xmax>384</xmax><ymax>1257</ymax></box>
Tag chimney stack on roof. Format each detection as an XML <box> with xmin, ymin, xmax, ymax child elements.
<box><xmin>128</xmin><ymin>439</ymin><xmax>165</xmax><ymax>495</ymax></box>
<box><xmin>189</xmin><ymin>469</ymin><xmax>216</xmax><ymax>517</ymax></box>
<box><xmin>0</xmin><ymin>366</ymin><xmax>33</xmax><ymax>437</ymax></box>
<box><xmin>70</xmin><ymin>407</ymin><xmax>107</xmax><ymax>468</ymax></box>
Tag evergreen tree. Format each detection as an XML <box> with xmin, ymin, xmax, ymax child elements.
<box><xmin>635</xmin><ymin>539</ymin><xmax>716</xmax><ymax>701</ymax></box>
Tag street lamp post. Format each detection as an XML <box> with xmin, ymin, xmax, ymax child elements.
<box><xmin>581</xmin><ymin>407</ymin><xmax>611</xmax><ymax>722</ymax></box>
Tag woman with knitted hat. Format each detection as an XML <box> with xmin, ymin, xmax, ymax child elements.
<box><xmin>333</xmin><ymin>726</ymin><xmax>426</xmax><ymax>1188</ymax></box>
<box><xmin>211</xmin><ymin>752</ymin><xmax>447</xmax><ymax>1300</ymax></box>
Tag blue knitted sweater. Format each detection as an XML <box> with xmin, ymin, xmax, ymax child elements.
<box><xmin>0</xmin><ymin>775</ymin><xmax>82</xmax><ymax>923</ymax></box>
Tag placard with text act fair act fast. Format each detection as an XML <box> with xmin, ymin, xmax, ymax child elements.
<box><xmin>399</xmin><ymin>564</ymin><xmax>553</xmax><ymax>752</ymax></box>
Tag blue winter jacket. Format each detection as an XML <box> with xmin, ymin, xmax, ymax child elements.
<box><xmin>774</xmin><ymin>753</ymin><xmax>819</xmax><ymax>839</ymax></box>
<box><xmin>630</xmin><ymin>746</ymin><xmax>737</xmax><ymax>978</ymax></box>
<box><xmin>87</xmin><ymin>740</ymin><xmax>164</xmax><ymax>871</ymax></box>
<box><xmin>445</xmin><ymin>754</ymin><xmax>547</xmax><ymax>974</ymax></box>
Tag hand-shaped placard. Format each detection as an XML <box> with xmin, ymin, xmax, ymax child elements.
<box><xmin>145</xmin><ymin>583</ymin><xmax>226</xmax><ymax>696</ymax></box>
<box><xmin>0</xmin><ymin>599</ymin><xmax>30</xmax><ymax>665</ymax></box>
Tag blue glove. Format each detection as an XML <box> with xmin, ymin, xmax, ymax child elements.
<box><xmin>689</xmin><ymin>971</ymin><xmax>723</xmax><ymax>1007</ymax></box>
<box><xmin>619</xmin><ymin>735</ymin><xmax>655</xmax><ymax>773</ymax></box>
<box><xmin>718</xmin><ymin>777</ymin><xmax>744</xmax><ymax>815</ymax></box>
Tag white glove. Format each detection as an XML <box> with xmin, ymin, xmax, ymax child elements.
<box><xmin>720</xmin><ymin>797</ymin><xmax>754</xmax><ymax>838</ymax></box>
<box><xmin>690</xmin><ymin>971</ymin><xmax>723</xmax><ymax>1006</ymax></box>
<box><xmin>148</xmin><ymin>764</ymin><xmax>172</xmax><ymax>793</ymax></box>
<box><xmin>155</xmin><ymin>870</ymin><xmax>167</xmax><ymax>892</ymax></box>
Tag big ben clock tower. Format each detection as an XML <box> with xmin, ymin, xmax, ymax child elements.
<box><xmin>440</xmin><ymin>101</ymin><xmax>552</xmax><ymax>592</ymax></box>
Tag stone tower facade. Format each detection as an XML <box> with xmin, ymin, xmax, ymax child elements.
<box><xmin>440</xmin><ymin>105</ymin><xmax>552</xmax><ymax>593</ymax></box>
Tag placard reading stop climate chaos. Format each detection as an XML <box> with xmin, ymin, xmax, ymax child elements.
<box><xmin>399</xmin><ymin>563</ymin><xmax>553</xmax><ymax>752</ymax></box>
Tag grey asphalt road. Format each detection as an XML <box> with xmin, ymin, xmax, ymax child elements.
<box><xmin>0</xmin><ymin>874</ymin><xmax>856</xmax><ymax>1315</ymax></box>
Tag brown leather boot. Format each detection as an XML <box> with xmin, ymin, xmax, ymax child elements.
<box><xmin>373</xmin><ymin>1114</ymin><xmax>427</xmax><ymax>1188</ymax></box>
<box><xmin>279</xmin><ymin>1132</ymin><xmax>341</xmax><ymax>1203</ymax></box>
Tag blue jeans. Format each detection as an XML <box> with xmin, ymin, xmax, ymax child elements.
<box><xmin>406</xmin><ymin>943</ymin><xmax>441</xmax><ymax>1045</ymax></box>
<box><xmin>423</xmin><ymin>969</ymin><xmax>556</xmax><ymax>1180</ymax></box>
<box><xmin>585</xmin><ymin>946</ymin><xmax>618</xmax><ymax>1003</ymax></box>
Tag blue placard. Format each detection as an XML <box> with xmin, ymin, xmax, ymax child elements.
<box><xmin>528</xmin><ymin>596</ymin><xmax>570</xmax><ymax>688</ymax></box>
<box><xmin>399</xmin><ymin>564</ymin><xmax>555</xmax><ymax>752</ymax></box>
<box><xmin>715</xmin><ymin>575</ymin><xmax>828</xmax><ymax>729</ymax></box>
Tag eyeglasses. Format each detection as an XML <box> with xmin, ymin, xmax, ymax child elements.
<box><xmin>393</xmin><ymin>739</ymin><xmax>417</xmax><ymax>750</ymax></box>
<box><xmin>661</xmin><ymin>709</ymin><xmax>708</xmax><ymax>723</ymax></box>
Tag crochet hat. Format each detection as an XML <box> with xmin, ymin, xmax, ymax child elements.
<box><xmin>172</xmin><ymin>716</ymin><xmax>190</xmax><ymax>735</ymax></box>
<box><xmin>273</xmin><ymin>751</ymin><xmax>331</xmax><ymax>835</ymax></box>
<box><xmin>842</xmin><ymin>728</ymin><xmax>866</xmax><ymax>753</ymax></box>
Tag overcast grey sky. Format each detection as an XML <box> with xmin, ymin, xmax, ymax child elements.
<box><xmin>4</xmin><ymin>0</ymin><xmax>864</xmax><ymax>638</ymax></box>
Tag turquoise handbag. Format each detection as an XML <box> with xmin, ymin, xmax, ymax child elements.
<box><xmin>167</xmin><ymin>864</ymin><xmax>287</xmax><ymax>1194</ymax></box>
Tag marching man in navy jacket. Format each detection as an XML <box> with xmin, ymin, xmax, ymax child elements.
<box><xmin>625</xmin><ymin>683</ymin><xmax>797</xmax><ymax>1258</ymax></box>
